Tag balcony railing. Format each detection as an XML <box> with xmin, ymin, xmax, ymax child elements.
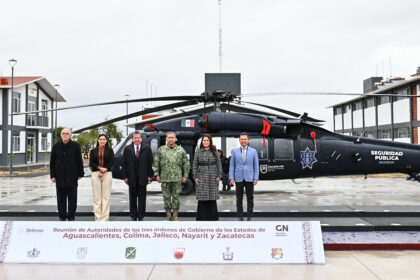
<box><xmin>26</xmin><ymin>115</ymin><xmax>49</xmax><ymax>127</ymax></box>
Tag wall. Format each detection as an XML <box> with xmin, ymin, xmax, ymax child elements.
<box><xmin>393</xmin><ymin>99</ymin><xmax>410</xmax><ymax>124</ymax></box>
<box><xmin>334</xmin><ymin>114</ymin><xmax>342</xmax><ymax>130</ymax></box>
<box><xmin>353</xmin><ymin>110</ymin><xmax>363</xmax><ymax>128</ymax></box>
<box><xmin>364</xmin><ymin>107</ymin><xmax>376</xmax><ymax>127</ymax></box>
<box><xmin>343</xmin><ymin>112</ymin><xmax>351</xmax><ymax>129</ymax></box>
<box><xmin>377</xmin><ymin>103</ymin><xmax>391</xmax><ymax>126</ymax></box>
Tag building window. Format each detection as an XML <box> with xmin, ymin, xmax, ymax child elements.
<box><xmin>249</xmin><ymin>138</ymin><xmax>268</xmax><ymax>160</ymax></box>
<box><xmin>40</xmin><ymin>100</ymin><xmax>49</xmax><ymax>127</ymax></box>
<box><xmin>12</xmin><ymin>92</ymin><xmax>21</xmax><ymax>113</ymax></box>
<box><xmin>334</xmin><ymin>107</ymin><xmax>342</xmax><ymax>115</ymax></box>
<box><xmin>394</xmin><ymin>127</ymin><xmax>410</xmax><ymax>138</ymax></box>
<box><xmin>352</xmin><ymin>131</ymin><xmax>362</xmax><ymax>136</ymax></box>
<box><xmin>274</xmin><ymin>139</ymin><xmax>294</xmax><ymax>160</ymax></box>
<box><xmin>343</xmin><ymin>104</ymin><xmax>351</xmax><ymax>114</ymax></box>
<box><xmin>41</xmin><ymin>100</ymin><xmax>48</xmax><ymax>116</ymax></box>
<box><xmin>353</xmin><ymin>101</ymin><xmax>362</xmax><ymax>111</ymax></box>
<box><xmin>41</xmin><ymin>133</ymin><xmax>48</xmax><ymax>150</ymax></box>
<box><xmin>366</xmin><ymin>131</ymin><xmax>376</xmax><ymax>138</ymax></box>
<box><xmin>394</xmin><ymin>88</ymin><xmax>408</xmax><ymax>102</ymax></box>
<box><xmin>12</xmin><ymin>134</ymin><xmax>20</xmax><ymax>152</ymax></box>
<box><xmin>378</xmin><ymin>129</ymin><xmax>391</xmax><ymax>139</ymax></box>
<box><xmin>364</xmin><ymin>98</ymin><xmax>375</xmax><ymax>108</ymax></box>
<box><xmin>377</xmin><ymin>96</ymin><xmax>390</xmax><ymax>105</ymax></box>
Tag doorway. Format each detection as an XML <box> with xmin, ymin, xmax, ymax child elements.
<box><xmin>27</xmin><ymin>133</ymin><xmax>36</xmax><ymax>163</ymax></box>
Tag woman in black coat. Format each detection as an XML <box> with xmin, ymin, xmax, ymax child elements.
<box><xmin>89</xmin><ymin>134</ymin><xmax>114</xmax><ymax>221</ymax></box>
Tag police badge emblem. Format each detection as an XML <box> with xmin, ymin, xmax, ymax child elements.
<box><xmin>300</xmin><ymin>147</ymin><xmax>317</xmax><ymax>169</ymax></box>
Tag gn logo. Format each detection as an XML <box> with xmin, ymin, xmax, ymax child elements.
<box><xmin>276</xmin><ymin>225</ymin><xmax>289</xmax><ymax>232</ymax></box>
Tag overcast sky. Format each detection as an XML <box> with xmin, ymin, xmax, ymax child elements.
<box><xmin>1</xmin><ymin>0</ymin><xmax>420</xmax><ymax>133</ymax></box>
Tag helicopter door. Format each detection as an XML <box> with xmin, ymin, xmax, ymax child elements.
<box><xmin>272</xmin><ymin>138</ymin><xmax>300</xmax><ymax>179</ymax></box>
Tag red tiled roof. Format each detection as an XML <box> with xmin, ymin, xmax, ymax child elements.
<box><xmin>0</xmin><ymin>76</ymin><xmax>43</xmax><ymax>88</ymax></box>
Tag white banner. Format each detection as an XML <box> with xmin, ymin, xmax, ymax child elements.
<box><xmin>0</xmin><ymin>221</ymin><xmax>324</xmax><ymax>264</ymax></box>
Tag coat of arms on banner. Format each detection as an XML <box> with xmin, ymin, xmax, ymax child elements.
<box><xmin>222</xmin><ymin>247</ymin><xmax>233</xmax><ymax>261</ymax></box>
<box><xmin>271</xmin><ymin>248</ymin><xmax>283</xmax><ymax>260</ymax></box>
<box><xmin>76</xmin><ymin>247</ymin><xmax>88</xmax><ymax>259</ymax></box>
<box><xmin>27</xmin><ymin>248</ymin><xmax>40</xmax><ymax>258</ymax></box>
<box><xmin>125</xmin><ymin>247</ymin><xmax>137</xmax><ymax>259</ymax></box>
<box><xmin>174</xmin><ymin>248</ymin><xmax>185</xmax><ymax>259</ymax></box>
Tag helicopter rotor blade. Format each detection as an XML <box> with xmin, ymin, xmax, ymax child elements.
<box><xmin>242</xmin><ymin>91</ymin><xmax>419</xmax><ymax>98</ymax></box>
<box><xmin>242</xmin><ymin>101</ymin><xmax>325</xmax><ymax>123</ymax></box>
<box><xmin>73</xmin><ymin>99</ymin><xmax>199</xmax><ymax>133</ymax></box>
<box><xmin>12</xmin><ymin>95</ymin><xmax>199</xmax><ymax>116</ymax></box>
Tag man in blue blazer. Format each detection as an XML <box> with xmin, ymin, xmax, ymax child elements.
<box><xmin>229</xmin><ymin>133</ymin><xmax>259</xmax><ymax>221</ymax></box>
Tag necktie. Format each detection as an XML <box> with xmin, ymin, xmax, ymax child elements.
<box><xmin>136</xmin><ymin>146</ymin><xmax>140</xmax><ymax>159</ymax></box>
<box><xmin>241</xmin><ymin>147</ymin><xmax>246</xmax><ymax>161</ymax></box>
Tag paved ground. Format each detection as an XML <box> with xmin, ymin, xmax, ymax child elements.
<box><xmin>2</xmin><ymin>172</ymin><xmax>420</xmax><ymax>208</ymax></box>
<box><xmin>1</xmin><ymin>251</ymin><xmax>420</xmax><ymax>280</ymax></box>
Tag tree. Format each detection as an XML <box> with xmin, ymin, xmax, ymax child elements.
<box><xmin>52</xmin><ymin>126</ymin><xmax>65</xmax><ymax>144</ymax></box>
<box><xmin>75</xmin><ymin>123</ymin><xmax>123</xmax><ymax>152</ymax></box>
<box><xmin>76</xmin><ymin>131</ymin><xmax>96</xmax><ymax>150</ymax></box>
<box><xmin>94</xmin><ymin>123</ymin><xmax>123</xmax><ymax>144</ymax></box>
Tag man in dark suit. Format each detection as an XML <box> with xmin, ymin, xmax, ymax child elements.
<box><xmin>229</xmin><ymin>132</ymin><xmax>259</xmax><ymax>221</ymax></box>
<box><xmin>123</xmin><ymin>131</ymin><xmax>154</xmax><ymax>221</ymax></box>
<box><xmin>50</xmin><ymin>128</ymin><xmax>84</xmax><ymax>221</ymax></box>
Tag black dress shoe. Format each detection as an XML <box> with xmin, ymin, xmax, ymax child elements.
<box><xmin>131</xmin><ymin>217</ymin><xmax>137</xmax><ymax>221</ymax></box>
<box><xmin>138</xmin><ymin>217</ymin><xmax>143</xmax><ymax>221</ymax></box>
<box><xmin>238</xmin><ymin>216</ymin><xmax>244</xmax><ymax>221</ymax></box>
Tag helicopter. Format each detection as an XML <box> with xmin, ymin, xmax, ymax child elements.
<box><xmin>15</xmin><ymin>90</ymin><xmax>420</xmax><ymax>195</ymax></box>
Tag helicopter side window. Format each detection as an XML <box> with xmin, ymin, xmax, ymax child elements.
<box><xmin>274</xmin><ymin>139</ymin><xmax>294</xmax><ymax>160</ymax></box>
<box><xmin>248</xmin><ymin>138</ymin><xmax>268</xmax><ymax>160</ymax></box>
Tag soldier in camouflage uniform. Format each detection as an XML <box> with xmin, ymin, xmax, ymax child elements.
<box><xmin>152</xmin><ymin>132</ymin><xmax>190</xmax><ymax>221</ymax></box>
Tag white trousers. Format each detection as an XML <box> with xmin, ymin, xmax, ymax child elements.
<box><xmin>91</xmin><ymin>171</ymin><xmax>112</xmax><ymax>221</ymax></box>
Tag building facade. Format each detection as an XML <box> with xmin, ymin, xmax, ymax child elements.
<box><xmin>332</xmin><ymin>68</ymin><xmax>420</xmax><ymax>144</ymax></box>
<box><xmin>0</xmin><ymin>77</ymin><xmax>65</xmax><ymax>167</ymax></box>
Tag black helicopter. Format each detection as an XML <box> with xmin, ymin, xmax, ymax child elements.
<box><xmin>69</xmin><ymin>91</ymin><xmax>420</xmax><ymax>194</ymax></box>
<box><xmin>16</xmin><ymin>90</ymin><xmax>420</xmax><ymax>195</ymax></box>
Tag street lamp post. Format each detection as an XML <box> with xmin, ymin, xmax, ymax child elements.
<box><xmin>9</xmin><ymin>59</ymin><xmax>17</xmax><ymax>175</ymax></box>
<box><xmin>125</xmin><ymin>94</ymin><xmax>130</xmax><ymax>136</ymax></box>
<box><xmin>53</xmin><ymin>84</ymin><xmax>60</xmax><ymax>144</ymax></box>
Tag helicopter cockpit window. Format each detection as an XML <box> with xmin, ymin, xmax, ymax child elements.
<box><xmin>150</xmin><ymin>138</ymin><xmax>159</xmax><ymax>155</ymax></box>
<box><xmin>248</xmin><ymin>138</ymin><xmax>268</xmax><ymax>160</ymax></box>
<box><xmin>274</xmin><ymin>139</ymin><xmax>294</xmax><ymax>160</ymax></box>
<box><xmin>113</xmin><ymin>137</ymin><xmax>133</xmax><ymax>156</ymax></box>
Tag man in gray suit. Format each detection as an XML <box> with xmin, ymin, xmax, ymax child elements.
<box><xmin>229</xmin><ymin>132</ymin><xmax>259</xmax><ymax>221</ymax></box>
